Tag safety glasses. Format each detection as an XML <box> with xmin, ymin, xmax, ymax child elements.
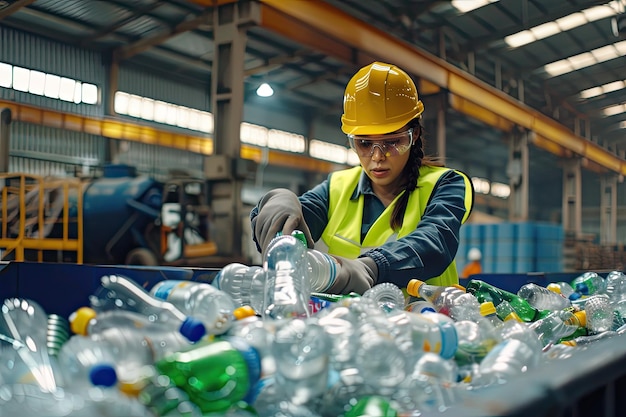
<box><xmin>347</xmin><ymin>128</ymin><xmax>414</xmax><ymax>157</ymax></box>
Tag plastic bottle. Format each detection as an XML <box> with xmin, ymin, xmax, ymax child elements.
<box><xmin>354</xmin><ymin>311</ymin><xmax>407</xmax><ymax>391</ymax></box>
<box><xmin>345</xmin><ymin>395</ymin><xmax>399</xmax><ymax>417</ymax></box>
<box><xmin>465</xmin><ymin>279</ymin><xmax>543</xmax><ymax>322</ymax></box>
<box><xmin>584</xmin><ymin>294</ymin><xmax>614</xmax><ymax>334</ymax></box>
<box><xmin>528</xmin><ymin>309</ymin><xmax>586</xmax><ymax>348</ymax></box>
<box><xmin>272</xmin><ymin>318</ymin><xmax>332</xmax><ymax>405</ymax></box>
<box><xmin>406</xmin><ymin>279</ymin><xmax>481</xmax><ymax>321</ymax></box>
<box><xmin>494</xmin><ymin>300</ymin><xmax>523</xmax><ymax>322</ymax></box>
<box><xmin>154</xmin><ymin>335</ymin><xmax>262</xmax><ymax>414</ymax></box>
<box><xmin>386</xmin><ymin>310</ymin><xmax>458</xmax><ymax>360</ymax></box>
<box><xmin>570</xmin><ymin>271</ymin><xmax>606</xmax><ymax>296</ymax></box>
<box><xmin>91</xmin><ymin>274</ymin><xmax>206</xmax><ymax>342</ymax></box>
<box><xmin>517</xmin><ymin>282</ymin><xmax>571</xmax><ymax>311</ymax></box>
<box><xmin>263</xmin><ymin>234</ymin><xmax>311</xmax><ymax>320</ymax></box>
<box><xmin>290</xmin><ymin>230</ymin><xmax>340</xmax><ymax>293</ymax></box>
<box><xmin>227</xmin><ymin>314</ymin><xmax>277</xmax><ymax>379</ymax></box>
<box><xmin>405</xmin><ymin>298</ymin><xmax>437</xmax><ymax>314</ymax></box>
<box><xmin>605</xmin><ymin>270</ymin><xmax>626</xmax><ymax>302</ymax></box>
<box><xmin>150</xmin><ymin>280</ymin><xmax>248</xmax><ymax>335</ymax></box>
<box><xmin>362</xmin><ymin>282</ymin><xmax>406</xmax><ymax>312</ymax></box>
<box><xmin>316</xmin><ymin>303</ymin><xmax>359</xmax><ymax>371</ymax></box>
<box><xmin>89</xmin><ymin>325</ymin><xmax>194</xmax><ymax>384</ymax></box>
<box><xmin>546</xmin><ymin>281</ymin><xmax>576</xmax><ymax>299</ymax></box>
<box><xmin>136</xmin><ymin>369</ymin><xmax>204</xmax><ymax>417</ymax></box>
<box><xmin>471</xmin><ymin>338</ymin><xmax>541</xmax><ymax>388</ymax></box>
<box><xmin>57</xmin><ymin>335</ymin><xmax>118</xmax><ymax>388</ymax></box>
<box><xmin>0</xmin><ymin>298</ymin><xmax>63</xmax><ymax>392</ymax></box>
<box><xmin>453</xmin><ymin>319</ymin><xmax>499</xmax><ymax>366</ymax></box>
<box><xmin>0</xmin><ymin>383</ymin><xmax>155</xmax><ymax>417</ymax></box>
<box><xmin>479</xmin><ymin>301</ymin><xmax>504</xmax><ymax>328</ymax></box>
<box><xmin>211</xmin><ymin>263</ymin><xmax>267</xmax><ymax>314</ymax></box>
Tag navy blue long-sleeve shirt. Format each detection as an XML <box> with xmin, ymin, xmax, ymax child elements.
<box><xmin>250</xmin><ymin>167</ymin><xmax>471</xmax><ymax>288</ymax></box>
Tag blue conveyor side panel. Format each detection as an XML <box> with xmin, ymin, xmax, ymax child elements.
<box><xmin>0</xmin><ymin>262</ymin><xmax>219</xmax><ymax>319</ymax></box>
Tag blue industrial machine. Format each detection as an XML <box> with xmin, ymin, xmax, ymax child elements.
<box><xmin>0</xmin><ymin>164</ymin><xmax>218</xmax><ymax>266</ymax></box>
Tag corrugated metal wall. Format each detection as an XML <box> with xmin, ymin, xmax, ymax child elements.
<box><xmin>0</xmin><ymin>26</ymin><xmax>104</xmax><ymax>118</ymax></box>
<box><xmin>118</xmin><ymin>65</ymin><xmax>210</xmax><ymax>110</ymax></box>
<box><xmin>8</xmin><ymin>122</ymin><xmax>106</xmax><ymax>176</ymax></box>
<box><xmin>0</xmin><ymin>26</ymin><xmax>206</xmax><ymax>178</ymax></box>
<box><xmin>115</xmin><ymin>141</ymin><xmax>204</xmax><ymax>181</ymax></box>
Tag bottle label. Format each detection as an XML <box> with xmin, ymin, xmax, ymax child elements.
<box><xmin>153</xmin><ymin>280</ymin><xmax>188</xmax><ymax>300</ymax></box>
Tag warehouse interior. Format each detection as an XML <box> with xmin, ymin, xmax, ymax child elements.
<box><xmin>1</xmin><ymin>0</ymin><xmax>625</xmax><ymax>272</ymax></box>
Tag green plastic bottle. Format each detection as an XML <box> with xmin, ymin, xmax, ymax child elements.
<box><xmin>154</xmin><ymin>336</ymin><xmax>261</xmax><ymax>414</ymax></box>
<box><xmin>465</xmin><ymin>279</ymin><xmax>544</xmax><ymax>322</ymax></box>
<box><xmin>345</xmin><ymin>395</ymin><xmax>398</xmax><ymax>417</ymax></box>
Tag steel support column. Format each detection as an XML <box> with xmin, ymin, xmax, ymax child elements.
<box><xmin>0</xmin><ymin>108</ymin><xmax>11</xmax><ymax>173</ymax></box>
<box><xmin>562</xmin><ymin>159</ymin><xmax>582</xmax><ymax>238</ymax></box>
<box><xmin>600</xmin><ymin>174</ymin><xmax>618</xmax><ymax>244</ymax></box>
<box><xmin>208</xmin><ymin>1</ymin><xmax>259</xmax><ymax>260</ymax></box>
<box><xmin>507</xmin><ymin>130</ymin><xmax>529</xmax><ymax>221</ymax></box>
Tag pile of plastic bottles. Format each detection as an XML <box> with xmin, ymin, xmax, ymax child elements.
<box><xmin>1</xmin><ymin>232</ymin><xmax>626</xmax><ymax>416</ymax></box>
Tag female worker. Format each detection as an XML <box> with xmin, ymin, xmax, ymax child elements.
<box><xmin>250</xmin><ymin>62</ymin><xmax>474</xmax><ymax>294</ymax></box>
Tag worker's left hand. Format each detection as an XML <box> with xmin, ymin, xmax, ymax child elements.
<box><xmin>328</xmin><ymin>256</ymin><xmax>378</xmax><ymax>295</ymax></box>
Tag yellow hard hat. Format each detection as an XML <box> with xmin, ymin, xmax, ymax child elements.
<box><xmin>341</xmin><ymin>62</ymin><xmax>424</xmax><ymax>135</ymax></box>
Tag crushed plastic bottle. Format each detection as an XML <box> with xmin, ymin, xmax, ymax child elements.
<box><xmin>211</xmin><ymin>263</ymin><xmax>266</xmax><ymax>314</ymax></box>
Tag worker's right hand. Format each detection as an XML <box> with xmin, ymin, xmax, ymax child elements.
<box><xmin>253</xmin><ymin>188</ymin><xmax>314</xmax><ymax>254</ymax></box>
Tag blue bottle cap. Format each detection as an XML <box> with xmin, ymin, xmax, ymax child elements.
<box><xmin>225</xmin><ymin>335</ymin><xmax>262</xmax><ymax>389</ymax></box>
<box><xmin>569</xmin><ymin>292</ymin><xmax>582</xmax><ymax>301</ymax></box>
<box><xmin>89</xmin><ymin>364</ymin><xmax>118</xmax><ymax>387</ymax></box>
<box><xmin>179</xmin><ymin>317</ymin><xmax>206</xmax><ymax>342</ymax></box>
<box><xmin>438</xmin><ymin>321</ymin><xmax>458</xmax><ymax>360</ymax></box>
<box><xmin>575</xmin><ymin>283</ymin><xmax>590</xmax><ymax>295</ymax></box>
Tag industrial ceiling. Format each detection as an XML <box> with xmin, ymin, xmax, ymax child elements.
<box><xmin>1</xmin><ymin>0</ymin><xmax>625</xmax><ymax>208</ymax></box>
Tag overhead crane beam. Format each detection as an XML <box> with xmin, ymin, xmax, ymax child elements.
<box><xmin>251</xmin><ymin>0</ymin><xmax>626</xmax><ymax>177</ymax></box>
<box><xmin>0</xmin><ymin>0</ymin><xmax>37</xmax><ymax>20</ymax></box>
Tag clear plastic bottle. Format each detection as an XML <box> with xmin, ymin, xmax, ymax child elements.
<box><xmin>150</xmin><ymin>280</ymin><xmax>242</xmax><ymax>335</ymax></box>
<box><xmin>57</xmin><ymin>335</ymin><xmax>118</xmax><ymax>388</ymax></box>
<box><xmin>386</xmin><ymin>310</ymin><xmax>458</xmax><ymax>360</ymax></box>
<box><xmin>517</xmin><ymin>282</ymin><xmax>571</xmax><ymax>311</ymax></box>
<box><xmin>0</xmin><ymin>298</ymin><xmax>63</xmax><ymax>392</ymax></box>
<box><xmin>89</xmin><ymin>325</ymin><xmax>194</xmax><ymax>383</ymax></box>
<box><xmin>479</xmin><ymin>301</ymin><xmax>504</xmax><ymax>328</ymax></box>
<box><xmin>272</xmin><ymin>318</ymin><xmax>332</xmax><ymax>405</ymax></box>
<box><xmin>546</xmin><ymin>281</ymin><xmax>576</xmax><ymax>299</ymax></box>
<box><xmin>494</xmin><ymin>300</ymin><xmax>523</xmax><ymax>322</ymax></box>
<box><xmin>362</xmin><ymin>282</ymin><xmax>406</xmax><ymax>312</ymax></box>
<box><xmin>263</xmin><ymin>234</ymin><xmax>311</xmax><ymax>320</ymax></box>
<box><xmin>528</xmin><ymin>309</ymin><xmax>586</xmax><ymax>348</ymax></box>
<box><xmin>453</xmin><ymin>319</ymin><xmax>499</xmax><ymax>366</ymax></box>
<box><xmin>605</xmin><ymin>270</ymin><xmax>626</xmax><ymax>302</ymax></box>
<box><xmin>406</xmin><ymin>279</ymin><xmax>481</xmax><ymax>321</ymax></box>
<box><xmin>354</xmin><ymin>311</ymin><xmax>407</xmax><ymax>391</ymax></box>
<box><xmin>154</xmin><ymin>335</ymin><xmax>262</xmax><ymax>414</ymax></box>
<box><xmin>471</xmin><ymin>338</ymin><xmax>541</xmax><ymax>388</ymax></box>
<box><xmin>584</xmin><ymin>294</ymin><xmax>614</xmax><ymax>334</ymax></box>
<box><xmin>405</xmin><ymin>299</ymin><xmax>437</xmax><ymax>314</ymax></box>
<box><xmin>289</xmin><ymin>229</ymin><xmax>340</xmax><ymax>293</ymax></box>
<box><xmin>211</xmin><ymin>263</ymin><xmax>266</xmax><ymax>314</ymax></box>
<box><xmin>91</xmin><ymin>274</ymin><xmax>206</xmax><ymax>342</ymax></box>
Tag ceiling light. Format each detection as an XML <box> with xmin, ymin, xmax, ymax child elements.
<box><xmin>451</xmin><ymin>0</ymin><xmax>499</xmax><ymax>13</ymax></box>
<box><xmin>256</xmin><ymin>82</ymin><xmax>274</xmax><ymax>97</ymax></box>
<box><xmin>579</xmin><ymin>80</ymin><xmax>626</xmax><ymax>99</ymax></box>
<box><xmin>602</xmin><ymin>103</ymin><xmax>626</xmax><ymax>117</ymax></box>
<box><xmin>504</xmin><ymin>1</ymin><xmax>621</xmax><ymax>48</ymax></box>
<box><xmin>619</xmin><ymin>120</ymin><xmax>626</xmax><ymax>128</ymax></box>
<box><xmin>543</xmin><ymin>41</ymin><xmax>625</xmax><ymax>76</ymax></box>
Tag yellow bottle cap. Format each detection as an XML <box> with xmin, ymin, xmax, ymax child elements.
<box><xmin>546</xmin><ymin>283</ymin><xmax>561</xmax><ymax>294</ymax></box>
<box><xmin>480</xmin><ymin>301</ymin><xmax>497</xmax><ymax>317</ymax></box>
<box><xmin>453</xmin><ymin>284</ymin><xmax>467</xmax><ymax>292</ymax></box>
<box><xmin>406</xmin><ymin>279</ymin><xmax>425</xmax><ymax>297</ymax></box>
<box><xmin>561</xmin><ymin>340</ymin><xmax>576</xmax><ymax>347</ymax></box>
<box><xmin>573</xmin><ymin>310</ymin><xmax>586</xmax><ymax>327</ymax></box>
<box><xmin>504</xmin><ymin>311</ymin><xmax>522</xmax><ymax>322</ymax></box>
<box><xmin>233</xmin><ymin>305</ymin><xmax>257</xmax><ymax>320</ymax></box>
<box><xmin>68</xmin><ymin>306</ymin><xmax>97</xmax><ymax>336</ymax></box>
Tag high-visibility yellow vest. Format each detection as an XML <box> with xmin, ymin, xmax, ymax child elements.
<box><xmin>317</xmin><ymin>165</ymin><xmax>473</xmax><ymax>286</ymax></box>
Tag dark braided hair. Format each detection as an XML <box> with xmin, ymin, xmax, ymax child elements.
<box><xmin>390</xmin><ymin>118</ymin><xmax>444</xmax><ymax>230</ymax></box>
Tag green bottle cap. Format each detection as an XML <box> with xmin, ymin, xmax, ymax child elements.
<box><xmin>291</xmin><ymin>230</ymin><xmax>308</xmax><ymax>248</ymax></box>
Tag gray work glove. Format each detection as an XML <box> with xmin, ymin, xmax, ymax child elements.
<box><xmin>253</xmin><ymin>188</ymin><xmax>314</xmax><ymax>254</ymax></box>
<box><xmin>328</xmin><ymin>256</ymin><xmax>378</xmax><ymax>295</ymax></box>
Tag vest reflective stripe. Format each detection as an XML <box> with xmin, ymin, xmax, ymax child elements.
<box><xmin>320</xmin><ymin>165</ymin><xmax>472</xmax><ymax>286</ymax></box>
